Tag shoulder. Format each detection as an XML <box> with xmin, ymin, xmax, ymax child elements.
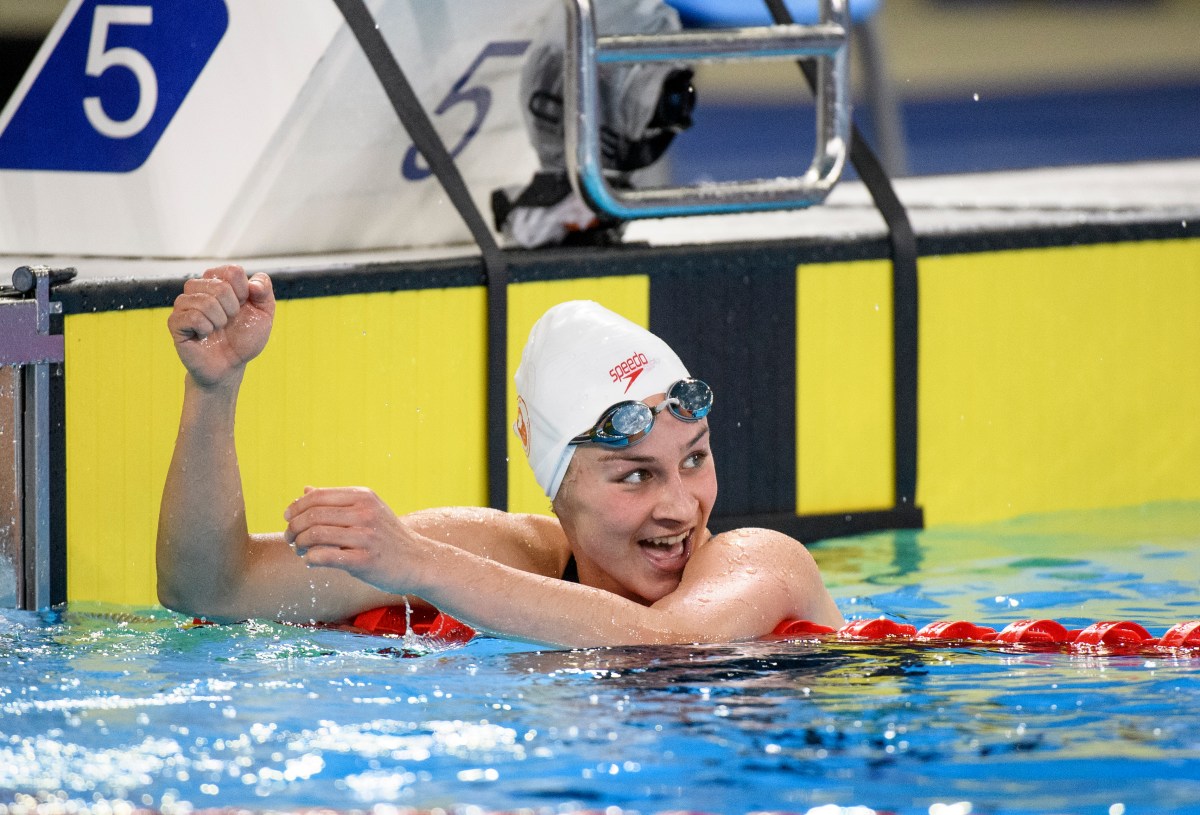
<box><xmin>707</xmin><ymin>526</ymin><xmax>810</xmax><ymax>554</ymax></box>
<box><xmin>405</xmin><ymin>506</ymin><xmax>570</xmax><ymax>577</ymax></box>
<box><xmin>510</xmin><ymin>511</ymin><xmax>571</xmax><ymax>555</ymax></box>
<box><xmin>699</xmin><ymin>527</ymin><xmax>842</xmax><ymax>628</ymax></box>
<box><xmin>702</xmin><ymin>526</ymin><xmax>821</xmax><ymax>573</ymax></box>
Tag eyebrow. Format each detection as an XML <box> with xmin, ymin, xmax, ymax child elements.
<box><xmin>595</xmin><ymin>426</ymin><xmax>710</xmax><ymax>464</ymax></box>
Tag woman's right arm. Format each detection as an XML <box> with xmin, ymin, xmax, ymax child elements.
<box><xmin>156</xmin><ymin>266</ymin><xmax>399</xmax><ymax>622</ymax></box>
<box><xmin>156</xmin><ymin>266</ymin><xmax>569</xmax><ymax>623</ymax></box>
<box><xmin>156</xmin><ymin>264</ymin><xmax>290</xmax><ymax>619</ymax></box>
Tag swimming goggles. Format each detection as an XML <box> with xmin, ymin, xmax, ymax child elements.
<box><xmin>569</xmin><ymin>378</ymin><xmax>713</xmax><ymax>448</ymax></box>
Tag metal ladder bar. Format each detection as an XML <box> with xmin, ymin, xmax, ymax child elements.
<box><xmin>0</xmin><ymin>266</ymin><xmax>72</xmax><ymax>610</ymax></box>
<box><xmin>562</xmin><ymin>0</ymin><xmax>851</xmax><ymax>219</ymax></box>
<box><xmin>596</xmin><ymin>24</ymin><xmax>848</xmax><ymax>63</ymax></box>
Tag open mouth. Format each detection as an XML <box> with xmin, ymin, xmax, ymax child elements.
<box><xmin>638</xmin><ymin>528</ymin><xmax>692</xmax><ymax>571</ymax></box>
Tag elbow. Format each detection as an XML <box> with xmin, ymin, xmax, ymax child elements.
<box><xmin>155</xmin><ymin>529</ymin><xmax>198</xmax><ymax>616</ymax></box>
<box><xmin>156</xmin><ymin>575</ymin><xmax>205</xmax><ymax>619</ymax></box>
<box><xmin>156</xmin><ymin>566</ymin><xmax>242</xmax><ymax>624</ymax></box>
<box><xmin>156</xmin><ymin>563</ymin><xmax>190</xmax><ymax>614</ymax></box>
<box><xmin>156</xmin><ymin>581</ymin><xmax>182</xmax><ymax>614</ymax></box>
<box><xmin>155</xmin><ymin>527</ymin><xmax>250</xmax><ymax>622</ymax></box>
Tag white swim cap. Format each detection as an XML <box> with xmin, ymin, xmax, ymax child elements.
<box><xmin>514</xmin><ymin>301</ymin><xmax>691</xmax><ymax>499</ymax></box>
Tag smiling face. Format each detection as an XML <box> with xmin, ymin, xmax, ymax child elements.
<box><xmin>552</xmin><ymin>404</ymin><xmax>718</xmax><ymax>605</ymax></box>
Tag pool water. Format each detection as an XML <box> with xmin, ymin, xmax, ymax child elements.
<box><xmin>2</xmin><ymin>502</ymin><xmax>1199</xmax><ymax>815</ymax></box>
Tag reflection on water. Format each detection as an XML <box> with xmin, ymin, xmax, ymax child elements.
<box><xmin>2</xmin><ymin>502</ymin><xmax>1200</xmax><ymax>815</ymax></box>
<box><xmin>819</xmin><ymin>501</ymin><xmax>1200</xmax><ymax>630</ymax></box>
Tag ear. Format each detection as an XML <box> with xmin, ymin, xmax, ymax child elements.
<box><xmin>550</xmin><ymin>452</ymin><xmax>583</xmax><ymax>516</ymax></box>
<box><xmin>551</xmin><ymin>478</ymin><xmax>579</xmax><ymax>523</ymax></box>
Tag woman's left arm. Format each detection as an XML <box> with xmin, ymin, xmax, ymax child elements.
<box><xmin>289</xmin><ymin>489</ymin><xmax>841</xmax><ymax>646</ymax></box>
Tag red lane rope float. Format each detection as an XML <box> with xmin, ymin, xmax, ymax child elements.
<box><xmin>1160</xmin><ymin>619</ymin><xmax>1200</xmax><ymax>647</ymax></box>
<box><xmin>917</xmin><ymin>620</ymin><xmax>999</xmax><ymax>641</ymax></box>
<box><xmin>771</xmin><ymin>617</ymin><xmax>1200</xmax><ymax>652</ymax></box>
<box><xmin>351</xmin><ymin>605</ymin><xmax>476</xmax><ymax>644</ymax></box>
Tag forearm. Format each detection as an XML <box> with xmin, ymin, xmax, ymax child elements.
<box><xmin>406</xmin><ymin>532</ymin><xmax>842</xmax><ymax>646</ymax></box>
<box><xmin>401</xmin><ymin>541</ymin><xmax>716</xmax><ymax>648</ymax></box>
<box><xmin>156</xmin><ymin>374</ymin><xmax>253</xmax><ymax>616</ymax></box>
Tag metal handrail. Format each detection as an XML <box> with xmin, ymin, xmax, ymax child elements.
<box><xmin>1</xmin><ymin>265</ymin><xmax>72</xmax><ymax>610</ymax></box>
<box><xmin>561</xmin><ymin>0</ymin><xmax>850</xmax><ymax>219</ymax></box>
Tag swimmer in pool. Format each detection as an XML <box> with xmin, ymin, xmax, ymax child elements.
<box><xmin>158</xmin><ymin>264</ymin><xmax>843</xmax><ymax>646</ymax></box>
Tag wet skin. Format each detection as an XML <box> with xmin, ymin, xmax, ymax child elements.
<box><xmin>553</xmin><ymin>406</ymin><xmax>717</xmax><ymax>606</ymax></box>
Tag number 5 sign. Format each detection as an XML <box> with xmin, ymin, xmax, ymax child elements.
<box><xmin>0</xmin><ymin>0</ymin><xmax>228</xmax><ymax>172</ymax></box>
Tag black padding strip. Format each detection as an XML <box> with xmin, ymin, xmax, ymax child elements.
<box><xmin>49</xmin><ymin>220</ymin><xmax>1196</xmax><ymax>316</ymax></box>
<box><xmin>650</xmin><ymin>267</ymin><xmax>796</xmax><ymax>517</ymax></box>
<box><xmin>50</xmin><ymin>361</ymin><xmax>67</xmax><ymax>606</ymax></box>
<box><xmin>709</xmin><ymin>506</ymin><xmax>924</xmax><ymax>545</ymax></box>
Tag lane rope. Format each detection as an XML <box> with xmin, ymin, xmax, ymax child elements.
<box><xmin>771</xmin><ymin>617</ymin><xmax>1200</xmax><ymax>652</ymax></box>
<box><xmin>196</xmin><ymin>608</ymin><xmax>1200</xmax><ymax>653</ymax></box>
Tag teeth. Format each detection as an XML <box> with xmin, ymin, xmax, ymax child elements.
<box><xmin>642</xmin><ymin>529</ymin><xmax>689</xmax><ymax>548</ymax></box>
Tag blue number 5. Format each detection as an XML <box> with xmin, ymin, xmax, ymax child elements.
<box><xmin>401</xmin><ymin>40</ymin><xmax>530</xmax><ymax>182</ymax></box>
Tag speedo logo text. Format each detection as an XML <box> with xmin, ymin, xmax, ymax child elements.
<box><xmin>610</xmin><ymin>352</ymin><xmax>649</xmax><ymax>393</ymax></box>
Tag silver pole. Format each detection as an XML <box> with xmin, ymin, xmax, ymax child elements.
<box><xmin>23</xmin><ymin>362</ymin><xmax>52</xmax><ymax>610</ymax></box>
<box><xmin>0</xmin><ymin>265</ymin><xmax>71</xmax><ymax>610</ymax></box>
<box><xmin>0</xmin><ymin>366</ymin><xmax>21</xmax><ymax>607</ymax></box>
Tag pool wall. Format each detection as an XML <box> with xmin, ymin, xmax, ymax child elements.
<box><xmin>51</xmin><ymin>225</ymin><xmax>1200</xmax><ymax>606</ymax></box>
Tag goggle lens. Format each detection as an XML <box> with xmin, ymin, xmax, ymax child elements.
<box><xmin>609</xmin><ymin>403</ymin><xmax>652</xmax><ymax>437</ymax></box>
<box><xmin>669</xmin><ymin>378</ymin><xmax>712</xmax><ymax>419</ymax></box>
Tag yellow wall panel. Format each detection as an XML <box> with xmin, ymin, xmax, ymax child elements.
<box><xmin>64</xmin><ymin>307</ymin><xmax>183</xmax><ymax>606</ymax></box>
<box><xmin>237</xmin><ymin>287</ymin><xmax>488</xmax><ymax>529</ymax></box>
<box><xmin>61</xmin><ymin>239</ymin><xmax>1200</xmax><ymax>603</ymax></box>
<box><xmin>66</xmin><ymin>287</ymin><xmax>488</xmax><ymax>605</ymax></box>
<box><xmin>796</xmin><ymin>260</ymin><xmax>895</xmax><ymax>514</ymax></box>
<box><xmin>505</xmin><ymin>277</ymin><xmax>651</xmax><ymax>515</ymax></box>
<box><xmin>919</xmin><ymin>239</ymin><xmax>1200</xmax><ymax>525</ymax></box>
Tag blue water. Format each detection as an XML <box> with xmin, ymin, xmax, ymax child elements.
<box><xmin>2</xmin><ymin>502</ymin><xmax>1200</xmax><ymax>815</ymax></box>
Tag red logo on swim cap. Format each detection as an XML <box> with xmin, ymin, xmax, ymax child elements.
<box><xmin>609</xmin><ymin>352</ymin><xmax>649</xmax><ymax>394</ymax></box>
<box><xmin>515</xmin><ymin>397</ymin><xmax>530</xmax><ymax>454</ymax></box>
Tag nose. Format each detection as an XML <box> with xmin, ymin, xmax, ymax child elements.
<box><xmin>652</xmin><ymin>470</ymin><xmax>697</xmax><ymax>524</ymax></box>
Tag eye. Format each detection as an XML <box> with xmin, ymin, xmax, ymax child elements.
<box><xmin>683</xmin><ymin>451</ymin><xmax>708</xmax><ymax>469</ymax></box>
<box><xmin>619</xmin><ymin>468</ymin><xmax>651</xmax><ymax>485</ymax></box>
